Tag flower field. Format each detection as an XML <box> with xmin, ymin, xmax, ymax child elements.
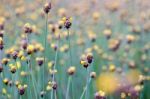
<box><xmin>0</xmin><ymin>0</ymin><xmax>150</xmax><ymax>99</ymax></box>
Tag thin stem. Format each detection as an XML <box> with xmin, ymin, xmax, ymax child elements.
<box><xmin>51</xmin><ymin>39</ymin><xmax>59</xmax><ymax>99</ymax></box>
<box><xmin>67</xmin><ymin>29</ymin><xmax>72</xmax><ymax>66</ymax></box>
<box><xmin>43</xmin><ymin>13</ymin><xmax>48</xmax><ymax>91</ymax></box>
<box><xmin>65</xmin><ymin>76</ymin><xmax>72</xmax><ymax>99</ymax></box>
<box><xmin>79</xmin><ymin>78</ymin><xmax>91</xmax><ymax>99</ymax></box>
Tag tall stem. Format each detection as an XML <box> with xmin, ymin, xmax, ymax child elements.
<box><xmin>43</xmin><ymin>13</ymin><xmax>48</xmax><ymax>91</ymax></box>
<box><xmin>65</xmin><ymin>76</ymin><xmax>72</xmax><ymax>99</ymax></box>
<box><xmin>67</xmin><ymin>29</ymin><xmax>72</xmax><ymax>66</ymax></box>
<box><xmin>51</xmin><ymin>37</ymin><xmax>60</xmax><ymax>99</ymax></box>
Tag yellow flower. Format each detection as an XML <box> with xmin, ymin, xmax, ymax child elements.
<box><xmin>96</xmin><ymin>72</ymin><xmax>120</xmax><ymax>94</ymax></box>
<box><xmin>121</xmin><ymin>92</ymin><xmax>126</xmax><ymax>99</ymax></box>
<box><xmin>46</xmin><ymin>85</ymin><xmax>52</xmax><ymax>91</ymax></box>
<box><xmin>109</xmin><ymin>64</ymin><xmax>116</xmax><ymax>72</ymax></box>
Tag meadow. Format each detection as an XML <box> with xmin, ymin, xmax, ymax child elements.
<box><xmin>0</xmin><ymin>0</ymin><xmax>150</xmax><ymax>99</ymax></box>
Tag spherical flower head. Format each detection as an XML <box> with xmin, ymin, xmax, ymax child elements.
<box><xmin>10</xmin><ymin>66</ymin><xmax>17</xmax><ymax>74</ymax></box>
<box><xmin>36</xmin><ymin>57</ymin><xmax>44</xmax><ymax>66</ymax></box>
<box><xmin>40</xmin><ymin>91</ymin><xmax>46</xmax><ymax>98</ymax></box>
<box><xmin>52</xmin><ymin>81</ymin><xmax>57</xmax><ymax>90</ymax></box>
<box><xmin>86</xmin><ymin>53</ymin><xmax>93</xmax><ymax>64</ymax></box>
<box><xmin>67</xmin><ymin>66</ymin><xmax>76</xmax><ymax>75</ymax></box>
<box><xmin>43</xmin><ymin>2</ymin><xmax>51</xmax><ymax>14</ymax></box>
<box><xmin>23</xmin><ymin>23</ymin><xmax>32</xmax><ymax>34</ymax></box>
<box><xmin>27</xmin><ymin>44</ymin><xmax>34</xmax><ymax>54</ymax></box>
<box><xmin>18</xmin><ymin>86</ymin><xmax>25</xmax><ymax>95</ymax></box>
<box><xmin>80</xmin><ymin>60</ymin><xmax>89</xmax><ymax>68</ymax></box>
<box><xmin>2</xmin><ymin>58</ymin><xmax>10</xmax><ymax>65</ymax></box>
<box><xmin>12</xmin><ymin>51</ymin><xmax>18</xmax><ymax>60</ymax></box>
<box><xmin>62</xmin><ymin>17</ymin><xmax>72</xmax><ymax>29</ymax></box>
<box><xmin>51</xmin><ymin>43</ymin><xmax>58</xmax><ymax>51</ymax></box>
<box><xmin>94</xmin><ymin>91</ymin><xmax>106</xmax><ymax>99</ymax></box>
<box><xmin>109</xmin><ymin>64</ymin><xmax>116</xmax><ymax>72</ymax></box>
<box><xmin>90</xmin><ymin>72</ymin><xmax>96</xmax><ymax>78</ymax></box>
<box><xmin>21</xmin><ymin>39</ymin><xmax>28</xmax><ymax>50</ymax></box>
<box><xmin>3</xmin><ymin>78</ymin><xmax>9</xmax><ymax>85</ymax></box>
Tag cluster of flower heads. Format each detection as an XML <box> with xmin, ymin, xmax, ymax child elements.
<box><xmin>0</xmin><ymin>0</ymin><xmax>150</xmax><ymax>99</ymax></box>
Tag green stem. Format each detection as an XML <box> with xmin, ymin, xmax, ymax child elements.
<box><xmin>67</xmin><ymin>29</ymin><xmax>72</xmax><ymax>66</ymax></box>
<box><xmin>65</xmin><ymin>76</ymin><xmax>72</xmax><ymax>99</ymax></box>
<box><xmin>51</xmin><ymin>35</ymin><xmax>60</xmax><ymax>99</ymax></box>
<box><xmin>43</xmin><ymin>13</ymin><xmax>48</xmax><ymax>91</ymax></box>
<box><xmin>79</xmin><ymin>78</ymin><xmax>91</xmax><ymax>99</ymax></box>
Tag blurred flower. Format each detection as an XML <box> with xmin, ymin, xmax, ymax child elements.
<box><xmin>96</xmin><ymin>72</ymin><xmax>120</xmax><ymax>94</ymax></box>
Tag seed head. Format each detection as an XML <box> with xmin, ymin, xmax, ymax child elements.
<box><xmin>90</xmin><ymin>72</ymin><xmax>96</xmax><ymax>78</ymax></box>
<box><xmin>23</xmin><ymin>23</ymin><xmax>32</xmax><ymax>34</ymax></box>
<box><xmin>10</xmin><ymin>66</ymin><xmax>17</xmax><ymax>74</ymax></box>
<box><xmin>67</xmin><ymin>66</ymin><xmax>76</xmax><ymax>75</ymax></box>
<box><xmin>43</xmin><ymin>2</ymin><xmax>51</xmax><ymax>14</ymax></box>
<box><xmin>18</xmin><ymin>86</ymin><xmax>25</xmax><ymax>95</ymax></box>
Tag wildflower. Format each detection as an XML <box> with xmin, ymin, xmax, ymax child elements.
<box><xmin>63</xmin><ymin>17</ymin><xmax>72</xmax><ymax>29</ymax></box>
<box><xmin>3</xmin><ymin>78</ymin><xmax>9</xmax><ymax>85</ymax></box>
<box><xmin>36</xmin><ymin>57</ymin><xmax>44</xmax><ymax>66</ymax></box>
<box><xmin>52</xmin><ymin>81</ymin><xmax>57</xmax><ymax>90</ymax></box>
<box><xmin>92</xmin><ymin>12</ymin><xmax>100</xmax><ymax>21</ymax></box>
<box><xmin>88</xmin><ymin>31</ymin><xmax>96</xmax><ymax>42</ymax></box>
<box><xmin>18</xmin><ymin>86</ymin><xmax>25</xmax><ymax>95</ymax></box>
<box><xmin>10</xmin><ymin>66</ymin><xmax>17</xmax><ymax>74</ymax></box>
<box><xmin>43</xmin><ymin>2</ymin><xmax>51</xmax><ymax>14</ymax></box>
<box><xmin>8</xmin><ymin>80</ymin><xmax>13</xmax><ymax>87</ymax></box>
<box><xmin>108</xmin><ymin>39</ymin><xmax>120</xmax><ymax>51</ymax></box>
<box><xmin>121</xmin><ymin>92</ymin><xmax>126</xmax><ymax>99</ymax></box>
<box><xmin>40</xmin><ymin>91</ymin><xmax>46</xmax><ymax>98</ymax></box>
<box><xmin>27</xmin><ymin>44</ymin><xmax>34</xmax><ymax>54</ymax></box>
<box><xmin>15</xmin><ymin>81</ymin><xmax>20</xmax><ymax>87</ymax></box>
<box><xmin>67</xmin><ymin>66</ymin><xmax>76</xmax><ymax>75</ymax></box>
<box><xmin>96</xmin><ymin>72</ymin><xmax>120</xmax><ymax>94</ymax></box>
<box><xmin>21</xmin><ymin>39</ymin><xmax>28</xmax><ymax>50</ymax></box>
<box><xmin>109</xmin><ymin>64</ymin><xmax>116</xmax><ymax>72</ymax></box>
<box><xmin>46</xmin><ymin>85</ymin><xmax>52</xmax><ymax>91</ymax></box>
<box><xmin>12</xmin><ymin>51</ymin><xmax>18</xmax><ymax>60</ymax></box>
<box><xmin>90</xmin><ymin>72</ymin><xmax>96</xmax><ymax>78</ymax></box>
<box><xmin>126</xmin><ymin>34</ymin><xmax>136</xmax><ymax>43</ymax></box>
<box><xmin>1</xmin><ymin>58</ymin><xmax>10</xmax><ymax>65</ymax></box>
<box><xmin>103</xmin><ymin>29</ymin><xmax>112</xmax><ymax>39</ymax></box>
<box><xmin>94</xmin><ymin>90</ymin><xmax>106</xmax><ymax>99</ymax></box>
<box><xmin>51</xmin><ymin>43</ymin><xmax>58</xmax><ymax>51</ymax></box>
<box><xmin>80</xmin><ymin>60</ymin><xmax>89</xmax><ymax>68</ymax></box>
<box><xmin>86</xmin><ymin>53</ymin><xmax>93</xmax><ymax>64</ymax></box>
<box><xmin>23</xmin><ymin>23</ymin><xmax>32</xmax><ymax>34</ymax></box>
<box><xmin>48</xmin><ymin>61</ymin><xmax>54</xmax><ymax>68</ymax></box>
